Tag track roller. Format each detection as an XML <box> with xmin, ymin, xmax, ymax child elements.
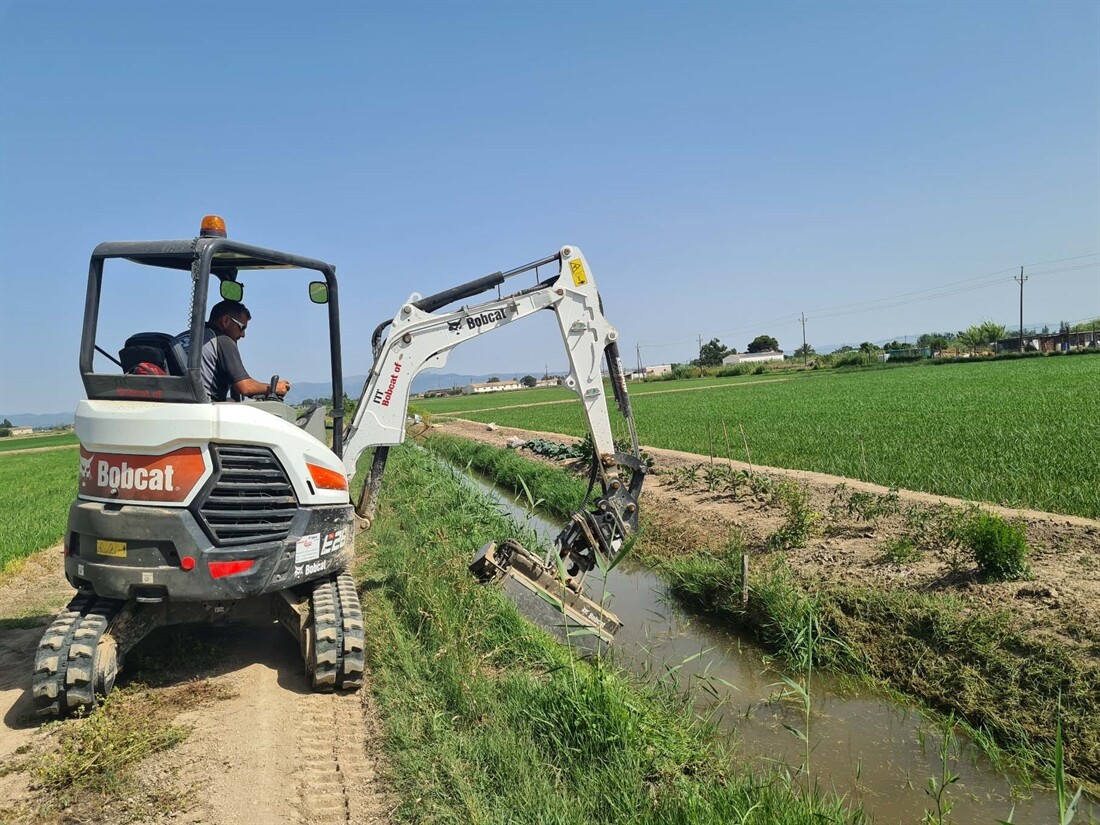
<box><xmin>306</xmin><ymin>572</ymin><xmax>365</xmax><ymax>692</ymax></box>
<box><xmin>33</xmin><ymin>594</ymin><xmax>125</xmax><ymax>717</ymax></box>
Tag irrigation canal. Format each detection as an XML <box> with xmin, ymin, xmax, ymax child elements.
<box><xmin>451</xmin><ymin>461</ymin><xmax>1098</xmax><ymax>824</ymax></box>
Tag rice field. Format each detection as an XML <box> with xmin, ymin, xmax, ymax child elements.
<box><xmin>418</xmin><ymin>357</ymin><xmax>1100</xmax><ymax>518</ymax></box>
<box><xmin>0</xmin><ymin>432</ymin><xmax>78</xmax><ymax>452</ymax></box>
<box><xmin>0</xmin><ymin>449</ymin><xmax>77</xmax><ymax>571</ymax></box>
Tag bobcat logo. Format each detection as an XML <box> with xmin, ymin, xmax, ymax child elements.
<box><xmin>447</xmin><ymin>319</ymin><xmax>462</xmax><ymax>332</ymax></box>
<box><xmin>79</xmin><ymin>454</ymin><xmax>93</xmax><ymax>481</ymax></box>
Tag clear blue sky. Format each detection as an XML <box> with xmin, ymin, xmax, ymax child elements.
<box><xmin>2</xmin><ymin>0</ymin><xmax>1097</xmax><ymax>413</ymax></box>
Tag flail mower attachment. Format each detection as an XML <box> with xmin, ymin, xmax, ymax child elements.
<box><xmin>470</xmin><ymin>539</ymin><xmax>622</xmax><ymax>649</ymax></box>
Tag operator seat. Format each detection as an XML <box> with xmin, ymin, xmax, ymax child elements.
<box><xmin>119</xmin><ymin>332</ymin><xmax>184</xmax><ymax>376</ymax></box>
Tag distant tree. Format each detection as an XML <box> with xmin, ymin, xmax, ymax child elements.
<box><xmin>487</xmin><ymin>376</ymin><xmax>499</xmax><ymax>383</ymax></box>
<box><xmin>832</xmin><ymin>345</ymin><xmax>855</xmax><ymax>354</ymax></box>
<box><xmin>957</xmin><ymin>321</ymin><xmax>1007</xmax><ymax>352</ymax></box>
<box><xmin>1</xmin><ymin>418</ymin><xmax>11</xmax><ymax>428</ymax></box>
<box><xmin>883</xmin><ymin>341</ymin><xmax>904</xmax><ymax>351</ymax></box>
<box><xmin>693</xmin><ymin>337</ymin><xmax>733</xmax><ymax>367</ymax></box>
<box><xmin>794</xmin><ymin>343</ymin><xmax>815</xmax><ymax>358</ymax></box>
<box><xmin>747</xmin><ymin>335</ymin><xmax>779</xmax><ymax>353</ymax></box>
<box><xmin>858</xmin><ymin>342</ymin><xmax>881</xmax><ymax>363</ymax></box>
<box><xmin>520</xmin><ymin>375</ymin><xmax>537</xmax><ymax>388</ymax></box>
<box><xmin>301</xmin><ymin>398</ymin><xmax>316</xmax><ymax>407</ymax></box>
<box><xmin>0</xmin><ymin>428</ymin><xmax>10</xmax><ymax>438</ymax></box>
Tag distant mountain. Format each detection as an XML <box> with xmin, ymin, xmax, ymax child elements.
<box><xmin>285</xmin><ymin>372</ymin><xmax>541</xmax><ymax>405</ymax></box>
<box><xmin>0</xmin><ymin>412</ymin><xmax>75</xmax><ymax>429</ymax></box>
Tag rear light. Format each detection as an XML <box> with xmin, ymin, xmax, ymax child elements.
<box><xmin>307</xmin><ymin>462</ymin><xmax>348</xmax><ymax>491</ymax></box>
<box><xmin>208</xmin><ymin>559</ymin><xmax>255</xmax><ymax>579</ymax></box>
<box><xmin>180</xmin><ymin>556</ymin><xmax>196</xmax><ymax>571</ymax></box>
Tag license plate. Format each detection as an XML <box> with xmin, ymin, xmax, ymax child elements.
<box><xmin>96</xmin><ymin>540</ymin><xmax>127</xmax><ymax>558</ymax></box>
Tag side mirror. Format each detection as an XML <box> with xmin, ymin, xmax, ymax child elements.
<box><xmin>308</xmin><ymin>281</ymin><xmax>329</xmax><ymax>304</ymax></box>
<box><xmin>220</xmin><ymin>280</ymin><xmax>244</xmax><ymax>302</ymax></box>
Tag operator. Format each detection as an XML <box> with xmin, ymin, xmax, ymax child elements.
<box><xmin>201</xmin><ymin>300</ymin><xmax>291</xmax><ymax>402</ymax></box>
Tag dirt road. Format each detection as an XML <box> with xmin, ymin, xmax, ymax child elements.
<box><xmin>0</xmin><ymin>548</ymin><xmax>393</xmax><ymax>824</ymax></box>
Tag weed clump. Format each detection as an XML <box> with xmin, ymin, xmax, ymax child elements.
<box><xmin>963</xmin><ymin>511</ymin><xmax>1029</xmax><ymax>581</ymax></box>
<box><xmin>767</xmin><ymin>482</ymin><xmax>820</xmax><ymax>551</ymax></box>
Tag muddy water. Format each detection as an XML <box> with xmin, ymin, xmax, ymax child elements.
<box><xmin>453</xmin><ymin>463</ymin><xmax>1099</xmax><ymax>825</ymax></box>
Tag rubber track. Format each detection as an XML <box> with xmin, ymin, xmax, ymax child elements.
<box><xmin>33</xmin><ymin>595</ymin><xmax>122</xmax><ymax>716</ymax></box>
<box><xmin>334</xmin><ymin>572</ymin><xmax>365</xmax><ymax>690</ymax></box>
<box><xmin>310</xmin><ymin>577</ymin><xmax>340</xmax><ymax>691</ymax></box>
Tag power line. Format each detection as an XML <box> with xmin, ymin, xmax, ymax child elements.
<box><xmin>636</xmin><ymin>253</ymin><xmax>1099</xmax><ymax>351</ymax></box>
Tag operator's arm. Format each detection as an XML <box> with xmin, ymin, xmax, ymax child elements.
<box><xmin>219</xmin><ymin>338</ymin><xmax>289</xmax><ymax>398</ymax></box>
<box><xmin>232</xmin><ymin>377</ymin><xmax>290</xmax><ymax>398</ymax></box>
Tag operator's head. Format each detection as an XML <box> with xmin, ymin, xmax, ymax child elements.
<box><xmin>209</xmin><ymin>300</ymin><xmax>252</xmax><ymax>341</ymax></box>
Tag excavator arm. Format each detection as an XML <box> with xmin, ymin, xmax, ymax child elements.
<box><xmin>341</xmin><ymin>246</ymin><xmax>645</xmax><ymax>639</ymax></box>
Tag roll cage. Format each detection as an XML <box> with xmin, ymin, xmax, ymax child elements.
<box><xmin>78</xmin><ymin>237</ymin><xmax>347</xmax><ymax>457</ymax></box>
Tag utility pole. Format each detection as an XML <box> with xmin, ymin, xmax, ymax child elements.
<box><xmin>636</xmin><ymin>343</ymin><xmax>643</xmax><ymax>374</ymax></box>
<box><xmin>799</xmin><ymin>312</ymin><xmax>808</xmax><ymax>365</ymax></box>
<box><xmin>697</xmin><ymin>333</ymin><xmax>703</xmax><ymax>358</ymax></box>
<box><xmin>1015</xmin><ymin>267</ymin><xmax>1027</xmax><ymax>352</ymax></box>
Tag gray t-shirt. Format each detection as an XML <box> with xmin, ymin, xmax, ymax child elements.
<box><xmin>200</xmin><ymin>326</ymin><xmax>250</xmax><ymax>401</ymax></box>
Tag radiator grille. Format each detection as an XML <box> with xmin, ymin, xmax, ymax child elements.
<box><xmin>196</xmin><ymin>445</ymin><xmax>298</xmax><ymax>546</ymax></box>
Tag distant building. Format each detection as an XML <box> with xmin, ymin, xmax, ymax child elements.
<box><xmin>8</xmin><ymin>426</ymin><xmax>33</xmax><ymax>436</ymax></box>
<box><xmin>722</xmin><ymin>350</ymin><xmax>784</xmax><ymax>365</ymax></box>
<box><xmin>995</xmin><ymin>330</ymin><xmax>1098</xmax><ymax>353</ymax></box>
<box><xmin>462</xmin><ymin>379</ymin><xmax>522</xmax><ymax>395</ymax></box>
<box><xmin>645</xmin><ymin>364</ymin><xmax>673</xmax><ymax>377</ymax></box>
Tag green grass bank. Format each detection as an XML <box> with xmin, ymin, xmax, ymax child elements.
<box><xmin>420</xmin><ymin>432</ymin><xmax>1100</xmax><ymax>791</ymax></box>
<box><xmin>356</xmin><ymin>443</ymin><xmax>865</xmax><ymax>823</ymax></box>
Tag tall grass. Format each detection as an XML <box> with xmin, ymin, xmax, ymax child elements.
<box><xmin>0</xmin><ymin>449</ymin><xmax>75</xmax><ymax>572</ymax></box>
<box><xmin>357</xmin><ymin>444</ymin><xmax>865</xmax><ymax>823</ymax></box>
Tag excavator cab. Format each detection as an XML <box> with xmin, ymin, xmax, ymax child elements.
<box><xmin>78</xmin><ymin>214</ymin><xmax>346</xmax><ymax>445</ymax></box>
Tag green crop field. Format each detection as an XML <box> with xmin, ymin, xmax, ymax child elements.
<box><xmin>0</xmin><ymin>449</ymin><xmax>76</xmax><ymax>571</ymax></box>
<box><xmin>0</xmin><ymin>432</ymin><xmax>78</xmax><ymax>452</ymax></box>
<box><xmin>414</xmin><ymin>372</ymin><xmax>795</xmax><ymax>416</ymax></box>
<box><xmin>419</xmin><ymin>357</ymin><xmax>1100</xmax><ymax>518</ymax></box>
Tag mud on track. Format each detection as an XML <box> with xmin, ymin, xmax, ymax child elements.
<box><xmin>0</xmin><ymin>547</ymin><xmax>394</xmax><ymax>825</ymax></box>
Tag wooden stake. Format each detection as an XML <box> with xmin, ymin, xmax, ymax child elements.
<box><xmin>741</xmin><ymin>551</ymin><xmax>750</xmax><ymax>608</ymax></box>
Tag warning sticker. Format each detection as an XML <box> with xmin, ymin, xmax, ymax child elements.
<box><xmin>569</xmin><ymin>258</ymin><xmax>587</xmax><ymax>286</ymax></box>
<box><xmin>295</xmin><ymin>533</ymin><xmax>321</xmax><ymax>564</ymax></box>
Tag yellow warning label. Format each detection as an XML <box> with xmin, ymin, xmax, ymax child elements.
<box><xmin>96</xmin><ymin>540</ymin><xmax>127</xmax><ymax>558</ymax></box>
<box><xmin>569</xmin><ymin>258</ymin><xmax>587</xmax><ymax>286</ymax></box>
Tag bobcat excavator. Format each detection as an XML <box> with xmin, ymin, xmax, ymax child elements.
<box><xmin>34</xmin><ymin>216</ymin><xmax>644</xmax><ymax>716</ymax></box>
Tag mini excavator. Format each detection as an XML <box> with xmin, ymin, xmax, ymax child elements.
<box><xmin>34</xmin><ymin>216</ymin><xmax>644</xmax><ymax>716</ymax></box>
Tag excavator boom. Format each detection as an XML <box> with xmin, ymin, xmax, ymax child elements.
<box><xmin>342</xmin><ymin>246</ymin><xmax>645</xmax><ymax>643</ymax></box>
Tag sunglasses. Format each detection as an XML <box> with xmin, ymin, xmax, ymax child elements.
<box><xmin>229</xmin><ymin>317</ymin><xmax>248</xmax><ymax>332</ymax></box>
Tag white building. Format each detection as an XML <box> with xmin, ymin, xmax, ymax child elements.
<box><xmin>462</xmin><ymin>379</ymin><xmax>522</xmax><ymax>395</ymax></box>
<box><xmin>722</xmin><ymin>350</ymin><xmax>785</xmax><ymax>365</ymax></box>
<box><xmin>646</xmin><ymin>364</ymin><xmax>673</xmax><ymax>377</ymax></box>
<box><xmin>8</xmin><ymin>426</ymin><xmax>33</xmax><ymax>436</ymax></box>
